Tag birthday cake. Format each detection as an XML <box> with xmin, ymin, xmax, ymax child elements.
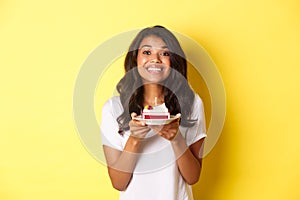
<box><xmin>142</xmin><ymin>104</ymin><xmax>170</xmax><ymax>120</ymax></box>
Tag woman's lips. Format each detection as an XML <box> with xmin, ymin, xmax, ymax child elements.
<box><xmin>146</xmin><ymin>65</ymin><xmax>164</xmax><ymax>73</ymax></box>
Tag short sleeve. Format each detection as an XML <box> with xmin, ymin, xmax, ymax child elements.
<box><xmin>180</xmin><ymin>94</ymin><xmax>207</xmax><ymax>146</ymax></box>
<box><xmin>100</xmin><ymin>97</ymin><xmax>124</xmax><ymax>151</ymax></box>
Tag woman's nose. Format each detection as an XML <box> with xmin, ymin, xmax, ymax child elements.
<box><xmin>150</xmin><ymin>53</ymin><xmax>161</xmax><ymax>63</ymax></box>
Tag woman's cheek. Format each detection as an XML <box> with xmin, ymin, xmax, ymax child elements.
<box><xmin>137</xmin><ymin>55</ymin><xmax>147</xmax><ymax>67</ymax></box>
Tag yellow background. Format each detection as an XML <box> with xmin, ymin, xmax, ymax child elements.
<box><xmin>1</xmin><ymin>0</ymin><xmax>300</xmax><ymax>199</ymax></box>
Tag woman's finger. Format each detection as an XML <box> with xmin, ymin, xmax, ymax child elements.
<box><xmin>130</xmin><ymin>113</ymin><xmax>147</xmax><ymax>126</ymax></box>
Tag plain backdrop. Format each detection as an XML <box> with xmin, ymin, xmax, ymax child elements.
<box><xmin>1</xmin><ymin>0</ymin><xmax>300</xmax><ymax>199</ymax></box>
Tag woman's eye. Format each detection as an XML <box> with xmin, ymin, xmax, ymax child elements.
<box><xmin>161</xmin><ymin>51</ymin><xmax>170</xmax><ymax>56</ymax></box>
<box><xmin>143</xmin><ymin>50</ymin><xmax>151</xmax><ymax>55</ymax></box>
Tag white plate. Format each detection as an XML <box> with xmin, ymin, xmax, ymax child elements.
<box><xmin>133</xmin><ymin>115</ymin><xmax>180</xmax><ymax>125</ymax></box>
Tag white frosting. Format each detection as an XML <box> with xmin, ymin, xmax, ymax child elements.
<box><xmin>143</xmin><ymin>103</ymin><xmax>169</xmax><ymax>113</ymax></box>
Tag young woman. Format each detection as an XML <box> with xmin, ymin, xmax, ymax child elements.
<box><xmin>100</xmin><ymin>25</ymin><xmax>207</xmax><ymax>200</ymax></box>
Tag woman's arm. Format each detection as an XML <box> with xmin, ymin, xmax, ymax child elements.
<box><xmin>150</xmin><ymin>116</ymin><xmax>205</xmax><ymax>185</ymax></box>
<box><xmin>103</xmin><ymin>113</ymin><xmax>150</xmax><ymax>191</ymax></box>
<box><xmin>171</xmin><ymin>133</ymin><xmax>205</xmax><ymax>185</ymax></box>
<box><xmin>103</xmin><ymin>136</ymin><xmax>142</xmax><ymax>191</ymax></box>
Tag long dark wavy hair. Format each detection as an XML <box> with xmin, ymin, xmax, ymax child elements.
<box><xmin>116</xmin><ymin>25</ymin><xmax>196</xmax><ymax>135</ymax></box>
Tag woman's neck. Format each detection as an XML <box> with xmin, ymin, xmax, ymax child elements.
<box><xmin>143</xmin><ymin>84</ymin><xmax>164</xmax><ymax>106</ymax></box>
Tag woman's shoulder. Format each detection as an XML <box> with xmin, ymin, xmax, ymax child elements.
<box><xmin>193</xmin><ymin>93</ymin><xmax>204</xmax><ymax>107</ymax></box>
<box><xmin>102</xmin><ymin>96</ymin><xmax>123</xmax><ymax>114</ymax></box>
<box><xmin>189</xmin><ymin>93</ymin><xmax>205</xmax><ymax>118</ymax></box>
<box><xmin>103</xmin><ymin>96</ymin><xmax>121</xmax><ymax>106</ymax></box>
<box><xmin>109</xmin><ymin>96</ymin><xmax>121</xmax><ymax>103</ymax></box>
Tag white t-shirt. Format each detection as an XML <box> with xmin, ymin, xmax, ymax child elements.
<box><xmin>100</xmin><ymin>94</ymin><xmax>207</xmax><ymax>200</ymax></box>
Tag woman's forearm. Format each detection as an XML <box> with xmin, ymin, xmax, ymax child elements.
<box><xmin>104</xmin><ymin>137</ymin><xmax>143</xmax><ymax>191</ymax></box>
<box><xmin>171</xmin><ymin>133</ymin><xmax>203</xmax><ymax>185</ymax></box>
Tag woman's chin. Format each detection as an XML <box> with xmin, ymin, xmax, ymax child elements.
<box><xmin>141</xmin><ymin>77</ymin><xmax>167</xmax><ymax>85</ymax></box>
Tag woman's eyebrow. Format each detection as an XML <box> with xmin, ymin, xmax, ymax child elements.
<box><xmin>140</xmin><ymin>45</ymin><xmax>169</xmax><ymax>49</ymax></box>
<box><xmin>140</xmin><ymin>45</ymin><xmax>152</xmax><ymax>48</ymax></box>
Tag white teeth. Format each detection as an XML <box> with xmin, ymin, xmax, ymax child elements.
<box><xmin>148</xmin><ymin>67</ymin><xmax>162</xmax><ymax>71</ymax></box>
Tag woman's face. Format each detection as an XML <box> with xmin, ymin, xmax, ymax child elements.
<box><xmin>137</xmin><ymin>35</ymin><xmax>171</xmax><ymax>84</ymax></box>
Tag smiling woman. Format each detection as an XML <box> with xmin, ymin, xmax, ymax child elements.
<box><xmin>100</xmin><ymin>26</ymin><xmax>207</xmax><ymax>200</ymax></box>
<box><xmin>137</xmin><ymin>36</ymin><xmax>171</xmax><ymax>84</ymax></box>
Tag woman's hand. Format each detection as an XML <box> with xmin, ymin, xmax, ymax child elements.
<box><xmin>150</xmin><ymin>113</ymin><xmax>181</xmax><ymax>141</ymax></box>
<box><xmin>129</xmin><ymin>112</ymin><xmax>151</xmax><ymax>139</ymax></box>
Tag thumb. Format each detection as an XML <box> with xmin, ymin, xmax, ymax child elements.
<box><xmin>131</xmin><ymin>112</ymin><xmax>137</xmax><ymax>119</ymax></box>
<box><xmin>175</xmin><ymin>113</ymin><xmax>181</xmax><ymax>119</ymax></box>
